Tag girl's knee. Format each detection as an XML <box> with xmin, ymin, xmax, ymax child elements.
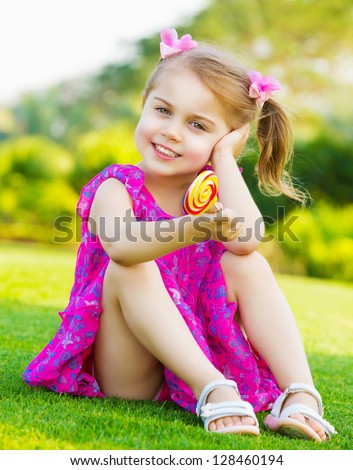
<box><xmin>104</xmin><ymin>261</ymin><xmax>142</xmax><ymax>300</ymax></box>
<box><xmin>105</xmin><ymin>259</ymin><xmax>154</xmax><ymax>284</ymax></box>
<box><xmin>104</xmin><ymin>260</ymin><xmax>164</xmax><ymax>301</ymax></box>
<box><xmin>221</xmin><ymin>250</ymin><xmax>272</xmax><ymax>280</ymax></box>
<box><xmin>221</xmin><ymin>251</ymin><xmax>273</xmax><ymax>303</ymax></box>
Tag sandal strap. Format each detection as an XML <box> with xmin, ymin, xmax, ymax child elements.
<box><xmin>271</xmin><ymin>382</ymin><xmax>323</xmax><ymax>418</ymax></box>
<box><xmin>280</xmin><ymin>404</ymin><xmax>337</xmax><ymax>437</ymax></box>
<box><xmin>196</xmin><ymin>379</ymin><xmax>240</xmax><ymax>416</ymax></box>
<box><xmin>200</xmin><ymin>400</ymin><xmax>259</xmax><ymax>430</ymax></box>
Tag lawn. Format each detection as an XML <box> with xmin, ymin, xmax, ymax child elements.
<box><xmin>0</xmin><ymin>241</ymin><xmax>352</xmax><ymax>450</ymax></box>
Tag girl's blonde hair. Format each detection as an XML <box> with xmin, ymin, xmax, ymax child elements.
<box><xmin>142</xmin><ymin>45</ymin><xmax>306</xmax><ymax>204</ymax></box>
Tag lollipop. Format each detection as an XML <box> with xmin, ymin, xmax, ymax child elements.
<box><xmin>183</xmin><ymin>170</ymin><xmax>219</xmax><ymax>215</ymax></box>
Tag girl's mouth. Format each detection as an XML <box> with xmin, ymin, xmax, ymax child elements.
<box><xmin>153</xmin><ymin>143</ymin><xmax>180</xmax><ymax>159</ymax></box>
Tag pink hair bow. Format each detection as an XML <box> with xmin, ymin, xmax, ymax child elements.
<box><xmin>248</xmin><ymin>70</ymin><xmax>281</xmax><ymax>107</ymax></box>
<box><xmin>160</xmin><ymin>28</ymin><xmax>198</xmax><ymax>59</ymax></box>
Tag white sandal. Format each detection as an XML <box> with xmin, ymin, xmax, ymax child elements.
<box><xmin>196</xmin><ymin>379</ymin><xmax>259</xmax><ymax>435</ymax></box>
<box><xmin>264</xmin><ymin>383</ymin><xmax>337</xmax><ymax>442</ymax></box>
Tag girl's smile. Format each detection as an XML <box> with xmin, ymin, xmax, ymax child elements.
<box><xmin>153</xmin><ymin>142</ymin><xmax>181</xmax><ymax>159</ymax></box>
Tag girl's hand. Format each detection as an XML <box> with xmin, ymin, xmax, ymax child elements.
<box><xmin>211</xmin><ymin>124</ymin><xmax>250</xmax><ymax>165</ymax></box>
<box><xmin>192</xmin><ymin>203</ymin><xmax>244</xmax><ymax>243</ymax></box>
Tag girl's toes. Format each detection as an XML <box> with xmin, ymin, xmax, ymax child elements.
<box><xmin>224</xmin><ymin>416</ymin><xmax>236</xmax><ymax>428</ymax></box>
<box><xmin>216</xmin><ymin>418</ymin><xmax>227</xmax><ymax>430</ymax></box>
<box><xmin>208</xmin><ymin>420</ymin><xmax>217</xmax><ymax>432</ymax></box>
<box><xmin>289</xmin><ymin>412</ymin><xmax>306</xmax><ymax>425</ymax></box>
<box><xmin>290</xmin><ymin>413</ymin><xmax>326</xmax><ymax>440</ymax></box>
<box><xmin>241</xmin><ymin>416</ymin><xmax>256</xmax><ymax>427</ymax></box>
<box><xmin>307</xmin><ymin>418</ymin><xmax>326</xmax><ymax>440</ymax></box>
<box><xmin>208</xmin><ymin>416</ymin><xmax>243</xmax><ymax>431</ymax></box>
<box><xmin>208</xmin><ymin>418</ymin><xmax>226</xmax><ymax>431</ymax></box>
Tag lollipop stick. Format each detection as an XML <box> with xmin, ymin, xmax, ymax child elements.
<box><xmin>204</xmin><ymin>201</ymin><xmax>223</xmax><ymax>214</ymax></box>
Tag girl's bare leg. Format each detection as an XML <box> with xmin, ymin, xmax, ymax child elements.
<box><xmin>94</xmin><ymin>260</ymin><xmax>252</xmax><ymax>431</ymax></box>
<box><xmin>221</xmin><ymin>250</ymin><xmax>326</xmax><ymax>440</ymax></box>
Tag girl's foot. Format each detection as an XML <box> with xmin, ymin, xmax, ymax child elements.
<box><xmin>264</xmin><ymin>383</ymin><xmax>337</xmax><ymax>442</ymax></box>
<box><xmin>196</xmin><ymin>379</ymin><xmax>259</xmax><ymax>435</ymax></box>
<box><xmin>206</xmin><ymin>386</ymin><xmax>256</xmax><ymax>432</ymax></box>
<box><xmin>282</xmin><ymin>391</ymin><xmax>327</xmax><ymax>441</ymax></box>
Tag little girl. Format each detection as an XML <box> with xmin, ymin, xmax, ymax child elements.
<box><xmin>24</xmin><ymin>29</ymin><xmax>336</xmax><ymax>442</ymax></box>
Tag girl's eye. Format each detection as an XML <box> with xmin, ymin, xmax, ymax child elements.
<box><xmin>191</xmin><ymin>121</ymin><xmax>206</xmax><ymax>131</ymax></box>
<box><xmin>156</xmin><ymin>107</ymin><xmax>170</xmax><ymax>115</ymax></box>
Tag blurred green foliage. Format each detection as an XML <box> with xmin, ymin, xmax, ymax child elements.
<box><xmin>71</xmin><ymin>121</ymin><xmax>140</xmax><ymax>193</ymax></box>
<box><xmin>0</xmin><ymin>136</ymin><xmax>77</xmax><ymax>242</ymax></box>
<box><xmin>294</xmin><ymin>117</ymin><xmax>353</xmax><ymax>204</ymax></box>
<box><xmin>0</xmin><ymin>0</ymin><xmax>352</xmax><ymax>281</ymax></box>
<box><xmin>265</xmin><ymin>202</ymin><xmax>353</xmax><ymax>282</ymax></box>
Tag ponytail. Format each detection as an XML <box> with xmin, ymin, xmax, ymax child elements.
<box><xmin>256</xmin><ymin>99</ymin><xmax>308</xmax><ymax>204</ymax></box>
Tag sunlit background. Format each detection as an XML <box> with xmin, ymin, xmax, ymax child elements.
<box><xmin>1</xmin><ymin>0</ymin><xmax>353</xmax><ymax>283</ymax></box>
<box><xmin>0</xmin><ymin>0</ymin><xmax>206</xmax><ymax>104</ymax></box>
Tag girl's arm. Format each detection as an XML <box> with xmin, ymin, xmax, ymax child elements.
<box><xmin>211</xmin><ymin>125</ymin><xmax>265</xmax><ymax>255</ymax></box>
<box><xmin>89</xmin><ymin>177</ymin><xmax>240</xmax><ymax>266</ymax></box>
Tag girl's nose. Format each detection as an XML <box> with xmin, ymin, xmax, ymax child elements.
<box><xmin>161</xmin><ymin>122</ymin><xmax>182</xmax><ymax>142</ymax></box>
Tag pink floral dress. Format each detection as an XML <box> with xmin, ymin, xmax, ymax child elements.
<box><xmin>23</xmin><ymin>164</ymin><xmax>281</xmax><ymax>413</ymax></box>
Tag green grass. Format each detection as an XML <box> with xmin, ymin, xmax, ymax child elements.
<box><xmin>1</xmin><ymin>241</ymin><xmax>353</xmax><ymax>450</ymax></box>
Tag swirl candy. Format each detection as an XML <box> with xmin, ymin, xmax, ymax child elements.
<box><xmin>183</xmin><ymin>170</ymin><xmax>219</xmax><ymax>215</ymax></box>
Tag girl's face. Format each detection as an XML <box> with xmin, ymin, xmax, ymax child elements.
<box><xmin>134</xmin><ymin>70</ymin><xmax>230</xmax><ymax>180</ymax></box>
